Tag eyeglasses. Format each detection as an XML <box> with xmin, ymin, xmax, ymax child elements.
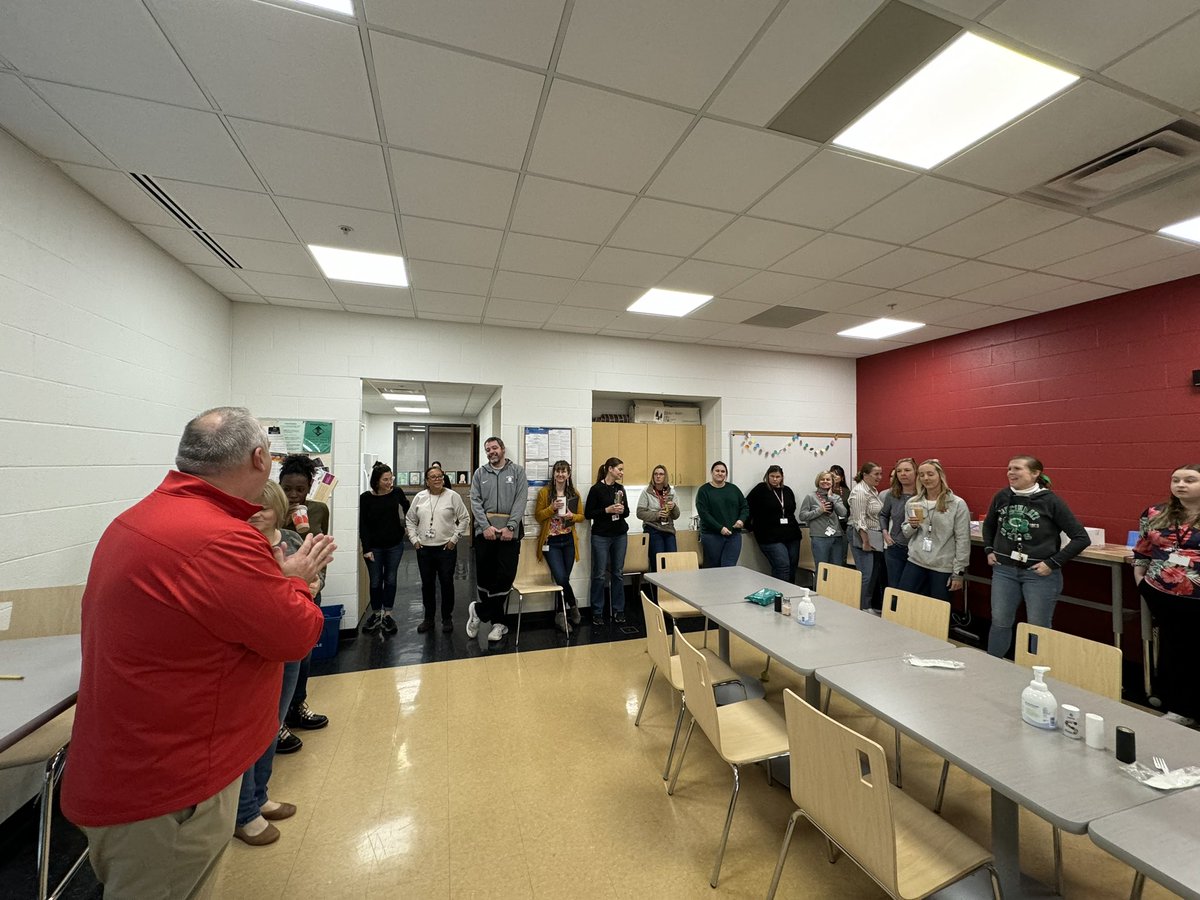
<box><xmin>427</xmin><ymin>473</ymin><xmax>444</xmax><ymax>480</ymax></box>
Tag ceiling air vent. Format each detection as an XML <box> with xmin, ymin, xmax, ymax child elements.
<box><xmin>1029</xmin><ymin>124</ymin><xmax>1200</xmax><ymax>209</ymax></box>
<box><xmin>128</xmin><ymin>173</ymin><xmax>242</xmax><ymax>269</ymax></box>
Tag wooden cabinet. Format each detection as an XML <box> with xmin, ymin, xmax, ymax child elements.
<box><xmin>592</xmin><ymin>422</ymin><xmax>707</xmax><ymax>486</ymax></box>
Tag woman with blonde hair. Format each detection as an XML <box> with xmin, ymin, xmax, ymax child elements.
<box><xmin>535</xmin><ymin>460</ymin><xmax>585</xmax><ymax>631</ymax></box>
<box><xmin>798</xmin><ymin>470</ymin><xmax>847</xmax><ymax>570</ymax></box>
<box><xmin>899</xmin><ymin>459</ymin><xmax>970</xmax><ymax>603</ymax></box>
<box><xmin>879</xmin><ymin>458</ymin><xmax>917</xmax><ymax>588</ymax></box>
<box><xmin>847</xmin><ymin>461</ymin><xmax>885</xmax><ymax>610</ymax></box>
<box><xmin>637</xmin><ymin>464</ymin><xmax>680</xmax><ymax>596</ymax></box>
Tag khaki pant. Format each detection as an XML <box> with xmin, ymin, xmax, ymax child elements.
<box><xmin>82</xmin><ymin>778</ymin><xmax>239</xmax><ymax>900</ymax></box>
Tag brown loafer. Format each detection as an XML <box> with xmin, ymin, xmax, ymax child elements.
<box><xmin>261</xmin><ymin>802</ymin><xmax>296</xmax><ymax>821</ymax></box>
<box><xmin>234</xmin><ymin>822</ymin><xmax>280</xmax><ymax>846</ymax></box>
<box><xmin>417</xmin><ymin>619</ymin><xmax>433</xmax><ymax>633</ymax></box>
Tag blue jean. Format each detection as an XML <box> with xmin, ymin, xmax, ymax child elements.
<box><xmin>700</xmin><ymin>532</ymin><xmax>742</xmax><ymax>568</ymax></box>
<box><xmin>987</xmin><ymin>563</ymin><xmax>1063</xmax><ymax>657</ymax></box>
<box><xmin>758</xmin><ymin>540</ymin><xmax>799</xmax><ymax>584</ymax></box>
<box><xmin>237</xmin><ymin>660</ymin><xmax>300</xmax><ymax>827</ymax></box>
<box><xmin>646</xmin><ymin>529</ymin><xmax>677</xmax><ymax>600</ymax></box>
<box><xmin>810</xmin><ymin>535</ymin><xmax>843</xmax><ymax>571</ymax></box>
<box><xmin>883</xmin><ymin>542</ymin><xmax>909</xmax><ymax>588</ymax></box>
<box><xmin>590</xmin><ymin>533</ymin><xmax>627</xmax><ymax>615</ymax></box>
<box><xmin>849</xmin><ymin>531</ymin><xmax>883</xmax><ymax>610</ymax></box>
<box><xmin>365</xmin><ymin>543</ymin><xmax>404</xmax><ymax>610</ymax></box>
<box><xmin>544</xmin><ymin>534</ymin><xmax>578</xmax><ymax>609</ymax></box>
<box><xmin>898</xmin><ymin>561</ymin><xmax>953</xmax><ymax>603</ymax></box>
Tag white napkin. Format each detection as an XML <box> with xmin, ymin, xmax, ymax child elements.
<box><xmin>903</xmin><ymin>653</ymin><xmax>965</xmax><ymax>670</ymax></box>
<box><xmin>1121</xmin><ymin>762</ymin><xmax>1200</xmax><ymax>790</ymax></box>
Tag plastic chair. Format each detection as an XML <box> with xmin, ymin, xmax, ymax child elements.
<box><xmin>817</xmin><ymin>562</ymin><xmax>861</xmax><ymax>609</ymax></box>
<box><xmin>766</xmin><ymin>689</ymin><xmax>1000</xmax><ymax>900</ymax></box>
<box><xmin>634</xmin><ymin>593</ymin><xmax>741</xmax><ymax>780</ymax></box>
<box><xmin>667</xmin><ymin>628</ymin><xmax>788</xmax><ymax>888</ymax></box>
<box><xmin>654</xmin><ymin>551</ymin><xmax>708</xmax><ymax>646</ymax></box>
<box><xmin>0</xmin><ymin>711</ymin><xmax>89</xmax><ymax>900</ymax></box>
<box><xmin>507</xmin><ymin>537</ymin><xmax>564</xmax><ymax>646</ymax></box>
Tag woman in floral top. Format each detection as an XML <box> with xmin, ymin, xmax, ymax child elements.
<box><xmin>1133</xmin><ymin>464</ymin><xmax>1200</xmax><ymax>727</ymax></box>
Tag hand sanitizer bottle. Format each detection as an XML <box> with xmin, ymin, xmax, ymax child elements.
<box><xmin>796</xmin><ymin>588</ymin><xmax>816</xmax><ymax>626</ymax></box>
<box><xmin>1021</xmin><ymin>665</ymin><xmax>1058</xmax><ymax>729</ymax></box>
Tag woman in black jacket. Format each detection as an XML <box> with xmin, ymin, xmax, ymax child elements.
<box><xmin>746</xmin><ymin>465</ymin><xmax>802</xmax><ymax>584</ymax></box>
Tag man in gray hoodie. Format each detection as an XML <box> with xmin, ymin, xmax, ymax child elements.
<box><xmin>467</xmin><ymin>436</ymin><xmax>528</xmax><ymax>642</ymax></box>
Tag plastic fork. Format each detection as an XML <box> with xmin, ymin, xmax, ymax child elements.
<box><xmin>1153</xmin><ymin>755</ymin><xmax>1170</xmax><ymax>776</ymax></box>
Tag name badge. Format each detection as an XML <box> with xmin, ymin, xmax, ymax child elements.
<box><xmin>1010</xmin><ymin>550</ymin><xmax>1029</xmax><ymax>563</ymax></box>
<box><xmin>1168</xmin><ymin>552</ymin><xmax>1190</xmax><ymax>566</ymax></box>
<box><xmin>922</xmin><ymin>537</ymin><xmax>933</xmax><ymax>552</ymax></box>
<box><xmin>506</xmin><ymin>476</ymin><xmax>513</xmax><ymax>483</ymax></box>
<box><xmin>825</xmin><ymin>527</ymin><xmax>835</xmax><ymax>537</ymax></box>
<box><xmin>543</xmin><ymin>543</ymin><xmax>551</xmax><ymax>553</ymax></box>
<box><xmin>779</xmin><ymin>517</ymin><xmax>788</xmax><ymax>525</ymax></box>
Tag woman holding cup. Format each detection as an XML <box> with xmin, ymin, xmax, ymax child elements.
<box><xmin>799</xmin><ymin>470</ymin><xmax>848</xmax><ymax>570</ymax></box>
<box><xmin>899</xmin><ymin>459</ymin><xmax>971</xmax><ymax>603</ymax></box>
<box><xmin>535</xmin><ymin>460</ymin><xmax>585</xmax><ymax>631</ymax></box>
<box><xmin>637</xmin><ymin>465</ymin><xmax>681</xmax><ymax>597</ymax></box>
<box><xmin>585</xmin><ymin>458</ymin><xmax>630</xmax><ymax>624</ymax></box>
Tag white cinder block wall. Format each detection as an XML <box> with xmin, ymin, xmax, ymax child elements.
<box><xmin>0</xmin><ymin>131</ymin><xmax>232</xmax><ymax>589</ymax></box>
<box><xmin>230</xmin><ymin>305</ymin><xmax>856</xmax><ymax>621</ymax></box>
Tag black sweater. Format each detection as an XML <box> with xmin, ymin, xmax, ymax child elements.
<box><xmin>585</xmin><ymin>481</ymin><xmax>630</xmax><ymax>537</ymax></box>
<box><xmin>981</xmin><ymin>487</ymin><xmax>1090</xmax><ymax>569</ymax></box>
<box><xmin>746</xmin><ymin>483</ymin><xmax>802</xmax><ymax>544</ymax></box>
<box><xmin>359</xmin><ymin>489</ymin><xmax>411</xmax><ymax>550</ymax></box>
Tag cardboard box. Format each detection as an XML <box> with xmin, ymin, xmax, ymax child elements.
<box><xmin>630</xmin><ymin>402</ymin><xmax>701</xmax><ymax>424</ymax></box>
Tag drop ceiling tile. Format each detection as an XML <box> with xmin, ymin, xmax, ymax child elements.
<box><xmin>721</xmin><ymin>271</ymin><xmax>824</xmax><ymax>304</ymax></box>
<box><xmin>843</xmin><ymin>247</ymin><xmax>960</xmax><ymax>289</ymax></box>
<box><xmin>390</xmin><ymin>150</ymin><xmax>518</xmax><ymax>230</ymax></box>
<box><xmin>691</xmin><ymin>297</ymin><xmax>770</xmax><ymax>323</ymax></box>
<box><xmin>55</xmin><ymin>163</ymin><xmax>181</xmax><ymax>228</ymax></box>
<box><xmin>345</xmin><ymin>303</ymin><xmax>415</xmax><ymax>318</ymax></box>
<box><xmin>788</xmin><ymin>281</ymin><xmax>882</xmax><ymax>311</ymax></box>
<box><xmin>1042</xmin><ymin>234</ymin><xmax>1194</xmax><ymax>280</ymax></box>
<box><xmin>771</xmin><ymin>233</ymin><xmax>896</xmax><ymax>279</ymax></box>
<box><xmin>647</xmin><ymin>119</ymin><xmax>815</xmax><ymax>212</ymax></box>
<box><xmin>936</xmin><ymin>304</ymin><xmax>1032</xmax><ymax>330</ymax></box>
<box><xmin>136</xmin><ymin>224</ymin><xmax>222</xmax><ymax>267</ymax></box>
<box><xmin>217</xmin><ymin>236</ymin><xmax>319</xmax><ymax>277</ymax></box>
<box><xmin>838</xmin><ymin>177</ymin><xmax>1002</xmax><ymax>244</ymax></box>
<box><xmin>1097</xmin><ymin>251</ymin><xmax>1200</xmax><ymax>291</ymax></box>
<box><xmin>363</xmin><ymin>0</ymin><xmax>565</xmax><ymax>68</ymax></box>
<box><xmin>1006</xmin><ymin>281</ymin><xmax>1119</xmax><ymax>312</ymax></box>
<box><xmin>842</xmin><ymin>289</ymin><xmax>940</xmax><ymax>317</ymax></box>
<box><xmin>608</xmin><ymin>199</ymin><xmax>734</xmax><ymax>257</ymax></box>
<box><xmin>582</xmin><ymin>248</ymin><xmax>683</xmax><ymax>287</ymax></box>
<box><xmin>35</xmin><ymin>83</ymin><xmax>260</xmax><ymax>190</ymax></box>
<box><xmin>545</xmin><ymin>305</ymin><xmax>620</xmax><ymax>329</ymax></box>
<box><xmin>417</xmin><ymin>310</ymin><xmax>481</xmax><ymax>324</ymax></box>
<box><xmin>330</xmin><ymin>283</ymin><xmax>414</xmax><ymax>312</ymax></box>
<box><xmin>263</xmin><ymin>296</ymin><xmax>342</xmax><ymax>311</ymax></box>
<box><xmin>914</xmin><ymin>199</ymin><xmax>1075</xmax><ymax>257</ymax></box>
<box><xmin>904</xmin><ymin>297</ymin><xmax>991</xmax><ymax>325</ymax></box>
<box><xmin>982</xmin><ymin>0</ymin><xmax>1197</xmax><ymax>69</ymax></box>
<box><xmin>227</xmin><ymin>294</ymin><xmax>266</xmax><ymax>305</ymax></box>
<box><xmin>901</xmin><ymin>260</ymin><xmax>1023</xmax><ymax>296</ymax></box>
<box><xmin>749</xmin><ymin>150</ymin><xmax>917</xmax><ymax>229</ymax></box>
<box><xmin>484</xmin><ymin>297</ymin><xmax>556</xmax><ymax>324</ymax></box>
<box><xmin>792</xmin><ymin>312</ymin><xmax>872</xmax><ymax>335</ymax></box>
<box><xmin>371</xmin><ymin>33</ymin><xmax>544</xmax><ymax>168</ymax></box>
<box><xmin>275</xmin><ymin>197</ymin><xmax>401</xmax><ymax>254</ymax></box>
<box><xmin>561</xmin><ymin>281</ymin><xmax>643</xmax><ymax>311</ymax></box>
<box><xmin>599</xmin><ymin>313</ymin><xmax>662</xmax><ymax>335</ymax></box>
<box><xmin>156</xmin><ymin>179</ymin><xmax>294</xmax><ymax>242</ymax></box>
<box><xmin>660</xmin><ymin>259</ymin><xmax>756</xmax><ymax>296</ymax></box>
<box><xmin>0</xmin><ymin>75</ymin><xmax>110</xmax><ymax>166</ymax></box>
<box><xmin>1097</xmin><ymin>168</ymin><xmax>1200</xmax><ymax>231</ymax></box>
<box><xmin>401</xmin><ymin>217</ymin><xmax>503</xmax><ymax>268</ymax></box>
<box><xmin>528</xmin><ymin>80</ymin><xmax>692</xmax><ymax>193</ymax></box>
<box><xmin>0</xmin><ymin>0</ymin><xmax>208</xmax><ymax>106</ymax></box>
<box><xmin>238</xmin><ymin>271</ymin><xmax>336</xmax><ymax>302</ymax></box>
<box><xmin>653</xmin><ymin>318</ymin><xmax>728</xmax><ymax>340</ymax></box>
<box><xmin>152</xmin><ymin>0</ymin><xmax>378</xmax><ymax>140</ymax></box>
<box><xmin>510</xmin><ymin>176</ymin><xmax>635</xmax><ymax>243</ymax></box>
<box><xmin>408</xmin><ymin>261</ymin><xmax>494</xmax><ymax>295</ymax></box>
<box><xmin>1103</xmin><ymin>15</ymin><xmax>1200</xmax><ymax>112</ymax></box>
<box><xmin>556</xmin><ymin>0</ymin><xmax>777</xmax><ymax>108</ymax></box>
<box><xmin>709</xmin><ymin>0</ymin><xmax>885</xmax><ymax>125</ymax></box>
<box><xmin>500</xmin><ymin>233</ymin><xmax>599</xmax><ymax>279</ymax></box>
<box><xmin>982</xmin><ymin>218</ymin><xmax>1140</xmax><ymax>269</ymax></box>
<box><xmin>923</xmin><ymin>0</ymin><xmax>995</xmax><ymax>17</ymax></box>
<box><xmin>491</xmin><ymin>271</ymin><xmax>576</xmax><ymax>303</ymax></box>
<box><xmin>545</xmin><ymin>321</ymin><xmax>606</xmax><ymax>334</ymax></box>
<box><xmin>231</xmin><ymin>119</ymin><xmax>390</xmax><ymax>210</ymax></box>
<box><xmin>937</xmin><ymin>82</ymin><xmax>1176</xmax><ymax>195</ymax></box>
<box><xmin>695</xmin><ymin>217</ymin><xmax>821</xmax><ymax>269</ymax></box>
<box><xmin>955</xmin><ymin>271</ymin><xmax>1077</xmax><ymax>304</ymax></box>
<box><xmin>188</xmin><ymin>264</ymin><xmax>253</xmax><ymax>294</ymax></box>
<box><xmin>413</xmin><ymin>290</ymin><xmax>487</xmax><ymax>319</ymax></box>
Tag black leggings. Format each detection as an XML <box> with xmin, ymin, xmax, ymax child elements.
<box><xmin>474</xmin><ymin>538</ymin><xmax>520</xmax><ymax>622</ymax></box>
<box><xmin>1142</xmin><ymin>580</ymin><xmax>1200</xmax><ymax>719</ymax></box>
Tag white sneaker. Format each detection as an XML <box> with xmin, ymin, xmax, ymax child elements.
<box><xmin>466</xmin><ymin>601</ymin><xmax>481</xmax><ymax>638</ymax></box>
<box><xmin>1162</xmin><ymin>712</ymin><xmax>1197</xmax><ymax>727</ymax></box>
<box><xmin>487</xmin><ymin>623</ymin><xmax>509</xmax><ymax>642</ymax></box>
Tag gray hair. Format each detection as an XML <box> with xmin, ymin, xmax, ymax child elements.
<box><xmin>176</xmin><ymin>407</ymin><xmax>268</xmax><ymax>476</ymax></box>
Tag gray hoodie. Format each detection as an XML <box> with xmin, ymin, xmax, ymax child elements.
<box><xmin>469</xmin><ymin>459</ymin><xmax>528</xmax><ymax>536</ymax></box>
<box><xmin>900</xmin><ymin>493</ymin><xmax>971</xmax><ymax>574</ymax></box>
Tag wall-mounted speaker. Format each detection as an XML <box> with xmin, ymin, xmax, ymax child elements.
<box><xmin>1193</xmin><ymin>369</ymin><xmax>1200</xmax><ymax>387</ymax></box>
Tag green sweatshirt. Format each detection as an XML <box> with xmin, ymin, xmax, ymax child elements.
<box><xmin>696</xmin><ymin>482</ymin><xmax>749</xmax><ymax>535</ymax></box>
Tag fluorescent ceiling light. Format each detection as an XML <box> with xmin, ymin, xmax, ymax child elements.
<box><xmin>293</xmin><ymin>0</ymin><xmax>354</xmax><ymax>14</ymax></box>
<box><xmin>838</xmin><ymin>318</ymin><xmax>924</xmax><ymax>340</ymax></box>
<box><xmin>628</xmin><ymin>288</ymin><xmax>712</xmax><ymax>317</ymax></box>
<box><xmin>832</xmin><ymin>32</ymin><xmax>1078</xmax><ymax>169</ymax></box>
<box><xmin>1159</xmin><ymin>215</ymin><xmax>1200</xmax><ymax>244</ymax></box>
<box><xmin>309</xmin><ymin>245</ymin><xmax>408</xmax><ymax>287</ymax></box>
<box><xmin>394</xmin><ymin>406</ymin><xmax>430</xmax><ymax>415</ymax></box>
<box><xmin>382</xmin><ymin>392</ymin><xmax>426</xmax><ymax>402</ymax></box>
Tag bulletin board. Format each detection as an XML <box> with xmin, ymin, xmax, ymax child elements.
<box><xmin>521</xmin><ymin>426</ymin><xmax>573</xmax><ymax>487</ymax></box>
<box><xmin>728</xmin><ymin>431</ymin><xmax>852</xmax><ymax>495</ymax></box>
<box><xmin>261</xmin><ymin>418</ymin><xmax>338</xmax><ymax>504</ymax></box>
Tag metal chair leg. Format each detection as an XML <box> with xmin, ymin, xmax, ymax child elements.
<box><xmin>634</xmin><ymin>664</ymin><xmax>657</xmax><ymax>726</ymax></box>
<box><xmin>821</xmin><ymin>686</ymin><xmax>831</xmax><ymax>714</ymax></box>
<box><xmin>986</xmin><ymin>863</ymin><xmax>1003</xmax><ymax>900</ymax></box>
<box><xmin>765</xmin><ymin>809</ymin><xmax>801</xmax><ymax>900</ymax></box>
<box><xmin>710</xmin><ymin>764</ymin><xmax>740</xmax><ymax>888</ymax></box>
<box><xmin>666</xmin><ymin>719</ymin><xmax>696</xmax><ymax>795</ymax></box>
<box><xmin>760</xmin><ymin>656</ymin><xmax>771</xmax><ymax>682</ymax></box>
<box><xmin>1053</xmin><ymin>825</ymin><xmax>1064</xmax><ymax>895</ymax></box>
<box><xmin>663</xmin><ymin>699</ymin><xmax>687</xmax><ymax>780</ymax></box>
<box><xmin>515</xmin><ymin>591</ymin><xmax>522</xmax><ymax>648</ymax></box>
<box><xmin>894</xmin><ymin>728</ymin><xmax>902</xmax><ymax>788</ymax></box>
<box><xmin>1130</xmin><ymin>870</ymin><xmax>1145</xmax><ymax>900</ymax></box>
<box><xmin>934</xmin><ymin>759</ymin><xmax>950</xmax><ymax>814</ymax></box>
<box><xmin>39</xmin><ymin>744</ymin><xmax>87</xmax><ymax>900</ymax></box>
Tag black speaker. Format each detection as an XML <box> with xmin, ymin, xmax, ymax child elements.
<box><xmin>1194</xmin><ymin>370</ymin><xmax>1200</xmax><ymax>387</ymax></box>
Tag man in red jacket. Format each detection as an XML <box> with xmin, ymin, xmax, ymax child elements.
<box><xmin>61</xmin><ymin>407</ymin><xmax>335</xmax><ymax>899</ymax></box>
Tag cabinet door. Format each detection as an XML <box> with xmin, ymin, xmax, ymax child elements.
<box><xmin>645</xmin><ymin>426</ymin><xmax>676</xmax><ymax>484</ymax></box>
<box><xmin>592</xmin><ymin>422</ymin><xmax>620</xmax><ymax>477</ymax></box>
<box><xmin>617</xmin><ymin>423</ymin><xmax>649</xmax><ymax>486</ymax></box>
<box><xmin>673</xmin><ymin>424</ymin><xmax>707</xmax><ymax>486</ymax></box>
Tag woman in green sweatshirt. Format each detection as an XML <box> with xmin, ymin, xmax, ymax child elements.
<box><xmin>696</xmin><ymin>461</ymin><xmax>748</xmax><ymax>567</ymax></box>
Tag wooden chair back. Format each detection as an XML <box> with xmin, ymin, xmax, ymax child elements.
<box><xmin>784</xmin><ymin>688</ymin><xmax>897</xmax><ymax>893</ymax></box>
<box><xmin>881</xmin><ymin>587</ymin><xmax>950</xmax><ymax>640</ymax></box>
<box><xmin>817</xmin><ymin>563</ymin><xmax>861</xmax><ymax>608</ymax></box>
<box><xmin>641</xmin><ymin>592</ymin><xmax>673</xmax><ymax>674</ymax></box>
<box><xmin>514</xmin><ymin>537</ymin><xmax>557</xmax><ymax>590</ymax></box>
<box><xmin>676</xmin><ymin>627</ymin><xmax>721</xmax><ymax>746</ymax></box>
<box><xmin>676</xmin><ymin>529</ymin><xmax>702</xmax><ymax>564</ymax></box>
<box><xmin>1015</xmin><ymin>623</ymin><xmax>1122</xmax><ymax>700</ymax></box>
<box><xmin>656</xmin><ymin>551</ymin><xmax>699</xmax><ymax>606</ymax></box>
<box><xmin>624</xmin><ymin>532</ymin><xmax>650</xmax><ymax>574</ymax></box>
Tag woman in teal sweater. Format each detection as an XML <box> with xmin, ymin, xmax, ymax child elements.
<box><xmin>696</xmin><ymin>461</ymin><xmax>748</xmax><ymax>567</ymax></box>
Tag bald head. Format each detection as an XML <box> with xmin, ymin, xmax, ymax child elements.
<box><xmin>176</xmin><ymin>407</ymin><xmax>268</xmax><ymax>477</ymax></box>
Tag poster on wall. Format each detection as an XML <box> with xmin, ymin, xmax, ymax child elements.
<box><xmin>522</xmin><ymin>426</ymin><xmax>573</xmax><ymax>532</ymax></box>
<box><xmin>261</xmin><ymin>418</ymin><xmax>336</xmax><ymax>504</ymax></box>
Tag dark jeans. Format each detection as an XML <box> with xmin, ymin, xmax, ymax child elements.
<box><xmin>289</xmin><ymin>590</ymin><xmax>321</xmax><ymax>712</ymax></box>
<box><xmin>590</xmin><ymin>532</ymin><xmax>628</xmax><ymax>615</ymax></box>
<box><xmin>849</xmin><ymin>531</ymin><xmax>883</xmax><ymax>611</ymax></box>
<box><xmin>417</xmin><ymin>544</ymin><xmax>457</xmax><ymax>621</ymax></box>
<box><xmin>237</xmin><ymin>659</ymin><xmax>300</xmax><ymax>827</ymax></box>
<box><xmin>883</xmin><ymin>542</ymin><xmax>909</xmax><ymax>588</ymax></box>
<box><xmin>543</xmin><ymin>534</ymin><xmax>578</xmax><ymax>610</ymax></box>
<box><xmin>758</xmin><ymin>540</ymin><xmax>799</xmax><ymax>584</ymax></box>
<box><xmin>1141</xmin><ymin>580</ymin><xmax>1200</xmax><ymax>719</ymax></box>
<box><xmin>700</xmin><ymin>531</ymin><xmax>742</xmax><ymax>568</ymax></box>
<box><xmin>646</xmin><ymin>528</ymin><xmax>677</xmax><ymax>599</ymax></box>
<box><xmin>365</xmin><ymin>543</ymin><xmax>404</xmax><ymax>611</ymax></box>
<box><xmin>898</xmin><ymin>561</ymin><xmax>953</xmax><ymax>603</ymax></box>
<box><xmin>474</xmin><ymin>537</ymin><xmax>520</xmax><ymax>622</ymax></box>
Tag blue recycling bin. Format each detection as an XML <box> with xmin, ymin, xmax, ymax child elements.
<box><xmin>311</xmin><ymin>604</ymin><xmax>344</xmax><ymax>660</ymax></box>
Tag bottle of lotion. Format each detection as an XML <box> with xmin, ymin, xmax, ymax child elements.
<box><xmin>796</xmin><ymin>588</ymin><xmax>816</xmax><ymax>626</ymax></box>
<box><xmin>1021</xmin><ymin>665</ymin><xmax>1058</xmax><ymax>729</ymax></box>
